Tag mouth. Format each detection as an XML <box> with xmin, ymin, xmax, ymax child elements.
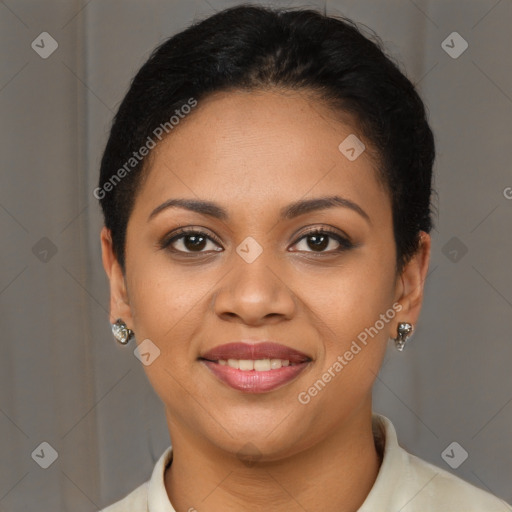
<box><xmin>198</xmin><ymin>342</ymin><xmax>312</xmax><ymax>393</ymax></box>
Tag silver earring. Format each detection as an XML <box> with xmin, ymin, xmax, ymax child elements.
<box><xmin>111</xmin><ymin>318</ymin><xmax>134</xmax><ymax>345</ymax></box>
<box><xmin>394</xmin><ymin>322</ymin><xmax>413</xmax><ymax>351</ymax></box>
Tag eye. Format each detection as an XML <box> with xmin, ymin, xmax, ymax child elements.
<box><xmin>291</xmin><ymin>228</ymin><xmax>354</xmax><ymax>254</ymax></box>
<box><xmin>159</xmin><ymin>226</ymin><xmax>354</xmax><ymax>255</ymax></box>
<box><xmin>159</xmin><ymin>228</ymin><xmax>222</xmax><ymax>254</ymax></box>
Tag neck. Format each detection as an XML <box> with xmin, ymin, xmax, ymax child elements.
<box><xmin>163</xmin><ymin>404</ymin><xmax>382</xmax><ymax>512</ymax></box>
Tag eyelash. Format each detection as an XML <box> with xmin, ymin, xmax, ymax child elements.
<box><xmin>158</xmin><ymin>226</ymin><xmax>355</xmax><ymax>256</ymax></box>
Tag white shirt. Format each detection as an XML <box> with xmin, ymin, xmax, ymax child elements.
<box><xmin>100</xmin><ymin>413</ymin><xmax>511</xmax><ymax>511</ymax></box>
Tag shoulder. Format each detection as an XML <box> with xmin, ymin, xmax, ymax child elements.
<box><xmin>404</xmin><ymin>450</ymin><xmax>511</xmax><ymax>511</ymax></box>
<box><xmin>99</xmin><ymin>481</ymin><xmax>149</xmax><ymax>512</ymax></box>
<box><xmin>365</xmin><ymin>414</ymin><xmax>511</xmax><ymax>512</ymax></box>
<box><xmin>98</xmin><ymin>445</ymin><xmax>174</xmax><ymax>512</ymax></box>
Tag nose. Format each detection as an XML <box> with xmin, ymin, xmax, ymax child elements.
<box><xmin>212</xmin><ymin>250</ymin><xmax>297</xmax><ymax>326</ymax></box>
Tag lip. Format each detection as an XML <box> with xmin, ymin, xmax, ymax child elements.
<box><xmin>199</xmin><ymin>342</ymin><xmax>312</xmax><ymax>393</ymax></box>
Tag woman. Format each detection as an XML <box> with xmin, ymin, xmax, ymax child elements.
<box><xmin>96</xmin><ymin>5</ymin><xmax>510</xmax><ymax>511</ymax></box>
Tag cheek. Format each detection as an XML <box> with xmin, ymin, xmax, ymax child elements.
<box><xmin>307</xmin><ymin>258</ymin><xmax>395</xmax><ymax>343</ymax></box>
<box><xmin>125</xmin><ymin>262</ymin><xmax>210</xmax><ymax>410</ymax></box>
<box><xmin>300</xmin><ymin>268</ymin><xmax>394</xmax><ymax>418</ymax></box>
<box><xmin>127</xmin><ymin>254</ymin><xmax>204</xmax><ymax>327</ymax></box>
<box><xmin>305</xmin><ymin>250</ymin><xmax>396</xmax><ymax>393</ymax></box>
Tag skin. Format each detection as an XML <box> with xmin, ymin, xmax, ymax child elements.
<box><xmin>101</xmin><ymin>89</ymin><xmax>431</xmax><ymax>512</ymax></box>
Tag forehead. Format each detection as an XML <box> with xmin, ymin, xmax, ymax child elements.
<box><xmin>133</xmin><ymin>89</ymin><xmax>389</xmax><ymax>223</ymax></box>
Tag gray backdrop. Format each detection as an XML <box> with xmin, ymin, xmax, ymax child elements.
<box><xmin>1</xmin><ymin>0</ymin><xmax>511</xmax><ymax>510</ymax></box>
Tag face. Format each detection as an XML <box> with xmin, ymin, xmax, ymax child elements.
<box><xmin>101</xmin><ymin>89</ymin><xmax>430</xmax><ymax>460</ymax></box>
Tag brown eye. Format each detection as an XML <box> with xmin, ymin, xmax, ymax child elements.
<box><xmin>292</xmin><ymin>228</ymin><xmax>354</xmax><ymax>253</ymax></box>
<box><xmin>160</xmin><ymin>229</ymin><xmax>223</xmax><ymax>254</ymax></box>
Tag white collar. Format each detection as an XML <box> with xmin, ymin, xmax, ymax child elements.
<box><xmin>143</xmin><ymin>413</ymin><xmax>509</xmax><ymax>511</ymax></box>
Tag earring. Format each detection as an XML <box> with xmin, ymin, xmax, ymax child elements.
<box><xmin>111</xmin><ymin>318</ymin><xmax>134</xmax><ymax>345</ymax></box>
<box><xmin>394</xmin><ymin>322</ymin><xmax>414</xmax><ymax>351</ymax></box>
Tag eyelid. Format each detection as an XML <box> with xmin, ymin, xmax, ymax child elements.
<box><xmin>294</xmin><ymin>225</ymin><xmax>352</xmax><ymax>243</ymax></box>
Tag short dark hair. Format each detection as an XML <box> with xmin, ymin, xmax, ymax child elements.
<box><xmin>97</xmin><ymin>4</ymin><xmax>436</xmax><ymax>274</ymax></box>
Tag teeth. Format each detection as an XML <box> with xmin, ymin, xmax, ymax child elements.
<box><xmin>219</xmin><ymin>358</ymin><xmax>293</xmax><ymax>370</ymax></box>
<box><xmin>254</xmin><ymin>359</ymin><xmax>270</xmax><ymax>371</ymax></box>
<box><xmin>270</xmin><ymin>359</ymin><xmax>282</xmax><ymax>369</ymax></box>
<box><xmin>239</xmin><ymin>359</ymin><xmax>254</xmax><ymax>371</ymax></box>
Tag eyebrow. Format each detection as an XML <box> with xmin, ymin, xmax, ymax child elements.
<box><xmin>147</xmin><ymin>195</ymin><xmax>371</xmax><ymax>225</ymax></box>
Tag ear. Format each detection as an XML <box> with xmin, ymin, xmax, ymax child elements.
<box><xmin>100</xmin><ymin>226</ymin><xmax>133</xmax><ymax>326</ymax></box>
<box><xmin>391</xmin><ymin>231</ymin><xmax>431</xmax><ymax>336</ymax></box>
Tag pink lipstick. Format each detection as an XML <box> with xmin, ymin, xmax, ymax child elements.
<box><xmin>199</xmin><ymin>342</ymin><xmax>311</xmax><ymax>393</ymax></box>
